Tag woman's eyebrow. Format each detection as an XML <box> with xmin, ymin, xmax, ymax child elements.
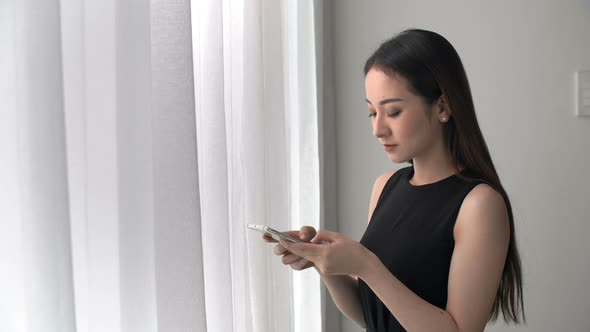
<box><xmin>365</xmin><ymin>97</ymin><xmax>404</xmax><ymax>105</ymax></box>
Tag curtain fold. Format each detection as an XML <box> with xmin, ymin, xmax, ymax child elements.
<box><xmin>1</xmin><ymin>1</ymin><xmax>76</xmax><ymax>332</ymax></box>
<box><xmin>280</xmin><ymin>1</ymin><xmax>322</xmax><ymax>330</ymax></box>
<box><xmin>116</xmin><ymin>0</ymin><xmax>158</xmax><ymax>331</ymax></box>
<box><xmin>192</xmin><ymin>0</ymin><xmax>233</xmax><ymax>330</ymax></box>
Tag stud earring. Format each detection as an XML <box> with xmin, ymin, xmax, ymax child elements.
<box><xmin>442</xmin><ymin>117</ymin><xmax>447</xmax><ymax>122</ymax></box>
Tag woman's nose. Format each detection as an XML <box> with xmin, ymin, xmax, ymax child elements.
<box><xmin>372</xmin><ymin>114</ymin><xmax>390</xmax><ymax>138</ymax></box>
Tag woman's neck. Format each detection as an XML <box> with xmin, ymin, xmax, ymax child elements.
<box><xmin>409</xmin><ymin>144</ymin><xmax>460</xmax><ymax>186</ymax></box>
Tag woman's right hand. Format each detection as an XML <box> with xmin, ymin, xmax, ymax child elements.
<box><xmin>263</xmin><ymin>226</ymin><xmax>317</xmax><ymax>271</ymax></box>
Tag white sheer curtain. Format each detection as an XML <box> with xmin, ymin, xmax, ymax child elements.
<box><xmin>0</xmin><ymin>0</ymin><xmax>324</xmax><ymax>331</ymax></box>
<box><xmin>0</xmin><ymin>1</ymin><xmax>75</xmax><ymax>331</ymax></box>
<box><xmin>192</xmin><ymin>0</ymin><xmax>322</xmax><ymax>331</ymax></box>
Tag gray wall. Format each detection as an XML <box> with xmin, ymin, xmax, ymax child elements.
<box><xmin>328</xmin><ymin>1</ymin><xmax>590</xmax><ymax>331</ymax></box>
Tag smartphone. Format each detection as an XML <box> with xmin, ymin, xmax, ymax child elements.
<box><xmin>247</xmin><ymin>224</ymin><xmax>302</xmax><ymax>243</ymax></box>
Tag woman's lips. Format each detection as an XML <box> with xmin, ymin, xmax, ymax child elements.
<box><xmin>384</xmin><ymin>144</ymin><xmax>397</xmax><ymax>152</ymax></box>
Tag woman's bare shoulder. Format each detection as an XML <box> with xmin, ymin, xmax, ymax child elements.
<box><xmin>454</xmin><ymin>183</ymin><xmax>509</xmax><ymax>238</ymax></box>
<box><xmin>374</xmin><ymin>170</ymin><xmax>397</xmax><ymax>190</ymax></box>
<box><xmin>367</xmin><ymin>169</ymin><xmax>398</xmax><ymax>223</ymax></box>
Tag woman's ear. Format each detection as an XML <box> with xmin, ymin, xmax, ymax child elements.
<box><xmin>437</xmin><ymin>94</ymin><xmax>451</xmax><ymax>122</ymax></box>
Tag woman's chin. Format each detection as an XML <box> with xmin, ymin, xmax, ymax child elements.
<box><xmin>387</xmin><ymin>154</ymin><xmax>405</xmax><ymax>164</ymax></box>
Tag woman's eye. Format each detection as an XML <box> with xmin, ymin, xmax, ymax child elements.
<box><xmin>368</xmin><ymin>111</ymin><xmax>401</xmax><ymax>118</ymax></box>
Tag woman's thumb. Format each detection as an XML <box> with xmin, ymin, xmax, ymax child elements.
<box><xmin>310</xmin><ymin>230</ymin><xmax>331</xmax><ymax>244</ymax></box>
<box><xmin>299</xmin><ymin>226</ymin><xmax>317</xmax><ymax>241</ymax></box>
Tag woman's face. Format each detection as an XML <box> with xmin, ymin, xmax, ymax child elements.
<box><xmin>364</xmin><ymin>67</ymin><xmax>443</xmax><ymax>164</ymax></box>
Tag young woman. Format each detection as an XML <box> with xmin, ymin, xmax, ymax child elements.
<box><xmin>264</xmin><ymin>28</ymin><xmax>525</xmax><ymax>332</ymax></box>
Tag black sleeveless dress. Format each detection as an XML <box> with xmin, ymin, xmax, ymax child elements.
<box><xmin>358</xmin><ymin>166</ymin><xmax>485</xmax><ymax>332</ymax></box>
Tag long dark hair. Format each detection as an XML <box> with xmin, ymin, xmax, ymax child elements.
<box><xmin>364</xmin><ymin>28</ymin><xmax>525</xmax><ymax>324</ymax></box>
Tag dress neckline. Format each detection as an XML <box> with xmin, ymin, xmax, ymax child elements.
<box><xmin>404</xmin><ymin>166</ymin><xmax>462</xmax><ymax>188</ymax></box>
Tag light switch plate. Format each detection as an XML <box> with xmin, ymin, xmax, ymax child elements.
<box><xmin>575</xmin><ymin>70</ymin><xmax>590</xmax><ymax>117</ymax></box>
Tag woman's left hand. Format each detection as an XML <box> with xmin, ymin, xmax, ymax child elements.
<box><xmin>280</xmin><ymin>229</ymin><xmax>373</xmax><ymax>277</ymax></box>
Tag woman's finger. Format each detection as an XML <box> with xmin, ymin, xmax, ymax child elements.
<box><xmin>280</xmin><ymin>240</ymin><xmax>321</xmax><ymax>259</ymax></box>
<box><xmin>290</xmin><ymin>258</ymin><xmax>314</xmax><ymax>271</ymax></box>
<box><xmin>281</xmin><ymin>230</ymin><xmax>302</xmax><ymax>239</ymax></box>
<box><xmin>273</xmin><ymin>243</ymin><xmax>287</xmax><ymax>255</ymax></box>
<box><xmin>263</xmin><ymin>234</ymin><xmax>278</xmax><ymax>243</ymax></box>
<box><xmin>281</xmin><ymin>253</ymin><xmax>303</xmax><ymax>265</ymax></box>
<box><xmin>299</xmin><ymin>226</ymin><xmax>317</xmax><ymax>241</ymax></box>
<box><xmin>310</xmin><ymin>229</ymin><xmax>337</xmax><ymax>244</ymax></box>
